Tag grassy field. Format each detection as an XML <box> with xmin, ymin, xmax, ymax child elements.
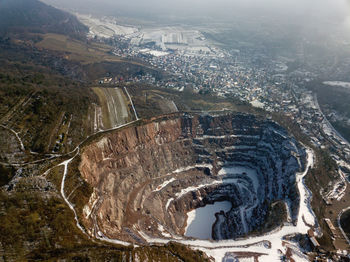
<box><xmin>124</xmin><ymin>84</ymin><xmax>256</xmax><ymax>119</ymax></box>
<box><xmin>36</xmin><ymin>33</ymin><xmax>123</xmax><ymax>64</ymax></box>
<box><xmin>36</xmin><ymin>33</ymin><xmax>154</xmax><ymax>69</ymax></box>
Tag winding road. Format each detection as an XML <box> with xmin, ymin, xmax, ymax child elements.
<box><xmin>56</xmin><ymin>128</ymin><xmax>317</xmax><ymax>262</ymax></box>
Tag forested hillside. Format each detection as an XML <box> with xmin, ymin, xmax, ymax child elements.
<box><xmin>0</xmin><ymin>0</ymin><xmax>88</xmax><ymax>38</ymax></box>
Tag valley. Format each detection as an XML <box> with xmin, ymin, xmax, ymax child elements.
<box><xmin>1</xmin><ymin>0</ymin><xmax>350</xmax><ymax>261</ymax></box>
<box><xmin>72</xmin><ymin>112</ymin><xmax>310</xmax><ymax>261</ymax></box>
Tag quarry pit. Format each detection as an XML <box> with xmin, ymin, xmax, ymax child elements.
<box><xmin>78</xmin><ymin>113</ymin><xmax>308</xmax><ymax>245</ymax></box>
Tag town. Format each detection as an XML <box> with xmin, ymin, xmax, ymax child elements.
<box><xmin>84</xmin><ymin>15</ymin><xmax>350</xmax><ymax>257</ymax></box>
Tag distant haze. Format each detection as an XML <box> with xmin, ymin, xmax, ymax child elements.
<box><xmin>41</xmin><ymin>0</ymin><xmax>349</xmax><ymax>19</ymax></box>
<box><xmin>41</xmin><ymin>0</ymin><xmax>350</xmax><ymax>38</ymax></box>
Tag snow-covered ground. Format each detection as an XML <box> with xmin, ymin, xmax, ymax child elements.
<box><xmin>218</xmin><ymin>166</ymin><xmax>259</xmax><ymax>193</ymax></box>
<box><xmin>76</xmin><ymin>13</ymin><xmax>218</xmax><ymax>57</ymax></box>
<box><xmin>174</xmin><ymin>175</ymin><xmax>249</xmax><ymax>200</ymax></box>
<box><xmin>137</xmin><ymin>148</ymin><xmax>316</xmax><ymax>262</ymax></box>
<box><xmin>171</xmin><ymin>101</ymin><xmax>179</xmax><ymax>112</ymax></box>
<box><xmin>124</xmin><ymin>87</ymin><xmax>139</xmax><ymax>120</ymax></box>
<box><xmin>324</xmin><ymin>158</ymin><xmax>350</xmax><ymax>202</ymax></box>
<box><xmin>59</xmin><ymin>151</ymin><xmax>87</xmax><ymax>235</ymax></box>
<box><xmin>196</xmin><ymin>134</ymin><xmax>260</xmax><ymax>140</ymax></box>
<box><xmin>76</xmin><ymin>14</ymin><xmax>137</xmax><ymax>38</ymax></box>
<box><xmin>139</xmin><ymin>48</ymin><xmax>169</xmax><ymax>57</ymax></box>
<box><xmin>158</xmin><ymin>224</ymin><xmax>172</xmax><ymax>238</ymax></box>
<box><xmin>165</xmin><ymin>164</ymin><xmax>214</xmax><ymax>177</ymax></box>
<box><xmin>185</xmin><ymin>201</ymin><xmax>232</xmax><ymax>240</ymax></box>
<box><xmin>323</xmin><ymin>81</ymin><xmax>350</xmax><ymax>89</ymax></box>
<box><xmin>153</xmin><ymin>178</ymin><xmax>176</xmax><ymax>192</ymax></box>
<box><xmin>135</xmin><ymin>27</ymin><xmax>207</xmax><ymax>52</ymax></box>
<box><xmin>53</xmin><ymin>107</ymin><xmax>317</xmax><ymax>261</ymax></box>
<box><xmin>55</xmin><ymin>120</ymin><xmax>143</xmax><ymax>247</ymax></box>
<box><xmin>250</xmin><ymin>100</ymin><xmax>265</xmax><ymax>109</ymax></box>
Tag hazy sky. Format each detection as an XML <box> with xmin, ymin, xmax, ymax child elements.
<box><xmin>42</xmin><ymin>0</ymin><xmax>349</xmax><ymax>16</ymax></box>
<box><xmin>42</xmin><ymin>0</ymin><xmax>350</xmax><ymax>28</ymax></box>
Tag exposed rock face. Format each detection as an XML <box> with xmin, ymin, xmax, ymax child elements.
<box><xmin>78</xmin><ymin>113</ymin><xmax>305</xmax><ymax>243</ymax></box>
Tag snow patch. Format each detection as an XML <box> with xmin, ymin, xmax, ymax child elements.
<box><xmin>136</xmin><ymin>148</ymin><xmax>318</xmax><ymax>262</ymax></box>
<box><xmin>124</xmin><ymin>87</ymin><xmax>139</xmax><ymax>120</ymax></box>
<box><xmin>323</xmin><ymin>81</ymin><xmax>350</xmax><ymax>89</ymax></box>
<box><xmin>153</xmin><ymin>178</ymin><xmax>176</xmax><ymax>192</ymax></box>
<box><xmin>140</xmin><ymin>48</ymin><xmax>169</xmax><ymax>57</ymax></box>
<box><xmin>185</xmin><ymin>201</ymin><xmax>232</xmax><ymax>240</ymax></box>
<box><xmin>158</xmin><ymin>224</ymin><xmax>172</xmax><ymax>238</ymax></box>
<box><xmin>218</xmin><ymin>166</ymin><xmax>259</xmax><ymax>194</ymax></box>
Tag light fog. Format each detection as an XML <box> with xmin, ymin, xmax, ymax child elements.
<box><xmin>41</xmin><ymin>0</ymin><xmax>350</xmax><ymax>45</ymax></box>
<box><xmin>42</xmin><ymin>0</ymin><xmax>350</xmax><ymax>23</ymax></box>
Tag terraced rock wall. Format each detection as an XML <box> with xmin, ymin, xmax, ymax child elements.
<box><xmin>78</xmin><ymin>113</ymin><xmax>306</xmax><ymax>243</ymax></box>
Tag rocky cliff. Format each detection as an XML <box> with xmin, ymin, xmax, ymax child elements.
<box><xmin>78</xmin><ymin>113</ymin><xmax>306</xmax><ymax>243</ymax></box>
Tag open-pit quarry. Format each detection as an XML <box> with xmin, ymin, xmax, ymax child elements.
<box><xmin>73</xmin><ymin>112</ymin><xmax>316</xmax><ymax>261</ymax></box>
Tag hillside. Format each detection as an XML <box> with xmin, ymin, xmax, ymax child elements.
<box><xmin>0</xmin><ymin>0</ymin><xmax>88</xmax><ymax>38</ymax></box>
<box><xmin>0</xmin><ymin>1</ymin><xmax>214</xmax><ymax>261</ymax></box>
<box><xmin>0</xmin><ymin>0</ymin><xmax>346</xmax><ymax>261</ymax></box>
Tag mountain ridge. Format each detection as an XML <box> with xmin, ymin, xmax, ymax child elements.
<box><xmin>0</xmin><ymin>0</ymin><xmax>88</xmax><ymax>38</ymax></box>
